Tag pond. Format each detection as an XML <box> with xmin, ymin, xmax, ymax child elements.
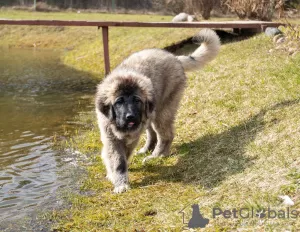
<box><xmin>0</xmin><ymin>48</ymin><xmax>98</xmax><ymax>229</ymax></box>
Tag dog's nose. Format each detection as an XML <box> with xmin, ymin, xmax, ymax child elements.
<box><xmin>126</xmin><ymin>113</ymin><xmax>135</xmax><ymax>121</ymax></box>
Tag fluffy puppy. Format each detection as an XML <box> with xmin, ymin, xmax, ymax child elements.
<box><xmin>95</xmin><ymin>29</ymin><xmax>220</xmax><ymax>193</ymax></box>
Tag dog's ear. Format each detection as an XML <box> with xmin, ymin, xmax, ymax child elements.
<box><xmin>145</xmin><ymin>100</ymin><xmax>155</xmax><ymax>118</ymax></box>
<box><xmin>98</xmin><ymin>102</ymin><xmax>116</xmax><ymax>121</ymax></box>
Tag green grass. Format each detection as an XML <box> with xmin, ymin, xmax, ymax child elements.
<box><xmin>52</xmin><ymin>35</ymin><xmax>300</xmax><ymax>231</ymax></box>
<box><xmin>1</xmin><ymin>10</ymin><xmax>299</xmax><ymax>231</ymax></box>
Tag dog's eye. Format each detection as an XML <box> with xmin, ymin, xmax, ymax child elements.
<box><xmin>115</xmin><ymin>97</ymin><xmax>124</xmax><ymax>105</ymax></box>
<box><xmin>133</xmin><ymin>96</ymin><xmax>142</xmax><ymax>103</ymax></box>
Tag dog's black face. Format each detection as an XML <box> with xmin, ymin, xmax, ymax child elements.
<box><xmin>112</xmin><ymin>94</ymin><xmax>144</xmax><ymax>132</ymax></box>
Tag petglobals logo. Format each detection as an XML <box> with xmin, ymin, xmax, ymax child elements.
<box><xmin>179</xmin><ymin>204</ymin><xmax>210</xmax><ymax>229</ymax></box>
<box><xmin>213</xmin><ymin>207</ymin><xmax>299</xmax><ymax>219</ymax></box>
<box><xmin>179</xmin><ymin>204</ymin><xmax>300</xmax><ymax>229</ymax></box>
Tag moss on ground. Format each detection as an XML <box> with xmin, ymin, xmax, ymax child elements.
<box><xmin>1</xmin><ymin>10</ymin><xmax>299</xmax><ymax>231</ymax></box>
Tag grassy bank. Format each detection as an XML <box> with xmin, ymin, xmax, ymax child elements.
<box><xmin>50</xmin><ymin>34</ymin><xmax>300</xmax><ymax>231</ymax></box>
<box><xmin>1</xmin><ymin>10</ymin><xmax>299</xmax><ymax>231</ymax></box>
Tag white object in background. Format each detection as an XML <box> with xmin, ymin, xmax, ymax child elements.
<box><xmin>172</xmin><ymin>13</ymin><xmax>196</xmax><ymax>22</ymax></box>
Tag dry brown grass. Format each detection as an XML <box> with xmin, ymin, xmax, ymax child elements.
<box><xmin>270</xmin><ymin>19</ymin><xmax>300</xmax><ymax>56</ymax></box>
<box><xmin>223</xmin><ymin>0</ymin><xmax>284</xmax><ymax>20</ymax></box>
<box><xmin>166</xmin><ymin>0</ymin><xmax>219</xmax><ymax>19</ymax></box>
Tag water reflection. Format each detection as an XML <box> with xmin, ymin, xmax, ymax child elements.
<box><xmin>0</xmin><ymin>48</ymin><xmax>98</xmax><ymax>222</ymax></box>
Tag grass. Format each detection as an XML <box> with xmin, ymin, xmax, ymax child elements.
<box><xmin>51</xmin><ymin>35</ymin><xmax>300</xmax><ymax>231</ymax></box>
<box><xmin>1</xmin><ymin>9</ymin><xmax>299</xmax><ymax>231</ymax></box>
<box><xmin>53</xmin><ymin>37</ymin><xmax>300</xmax><ymax>231</ymax></box>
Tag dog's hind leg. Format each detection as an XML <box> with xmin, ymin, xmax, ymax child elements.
<box><xmin>142</xmin><ymin>84</ymin><xmax>184</xmax><ymax>164</ymax></box>
<box><xmin>142</xmin><ymin>117</ymin><xmax>174</xmax><ymax>164</ymax></box>
<box><xmin>137</xmin><ymin>125</ymin><xmax>157</xmax><ymax>154</ymax></box>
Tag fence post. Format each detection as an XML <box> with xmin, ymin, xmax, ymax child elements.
<box><xmin>33</xmin><ymin>0</ymin><xmax>36</xmax><ymax>10</ymax></box>
<box><xmin>102</xmin><ymin>26</ymin><xmax>110</xmax><ymax>75</ymax></box>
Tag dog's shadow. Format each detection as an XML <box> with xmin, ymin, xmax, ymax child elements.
<box><xmin>130</xmin><ymin>99</ymin><xmax>299</xmax><ymax>189</ymax></box>
<box><xmin>167</xmin><ymin>29</ymin><xmax>257</xmax><ymax>55</ymax></box>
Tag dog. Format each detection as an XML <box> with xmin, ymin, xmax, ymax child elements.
<box><xmin>95</xmin><ymin>29</ymin><xmax>220</xmax><ymax>193</ymax></box>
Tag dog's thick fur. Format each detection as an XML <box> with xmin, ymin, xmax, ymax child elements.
<box><xmin>96</xmin><ymin>29</ymin><xmax>220</xmax><ymax>193</ymax></box>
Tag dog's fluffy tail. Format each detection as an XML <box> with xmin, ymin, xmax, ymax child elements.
<box><xmin>177</xmin><ymin>29</ymin><xmax>220</xmax><ymax>72</ymax></box>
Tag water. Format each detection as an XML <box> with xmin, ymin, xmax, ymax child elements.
<box><xmin>0</xmin><ymin>48</ymin><xmax>98</xmax><ymax>225</ymax></box>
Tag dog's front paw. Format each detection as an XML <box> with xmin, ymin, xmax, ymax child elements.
<box><xmin>113</xmin><ymin>184</ymin><xmax>130</xmax><ymax>193</ymax></box>
<box><xmin>142</xmin><ymin>155</ymin><xmax>157</xmax><ymax>164</ymax></box>
<box><xmin>106</xmin><ymin>173</ymin><xmax>113</xmax><ymax>182</ymax></box>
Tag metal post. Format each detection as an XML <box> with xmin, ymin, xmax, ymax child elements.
<box><xmin>33</xmin><ymin>0</ymin><xmax>36</xmax><ymax>11</ymax></box>
<box><xmin>261</xmin><ymin>25</ymin><xmax>267</xmax><ymax>32</ymax></box>
<box><xmin>102</xmin><ymin>26</ymin><xmax>110</xmax><ymax>75</ymax></box>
